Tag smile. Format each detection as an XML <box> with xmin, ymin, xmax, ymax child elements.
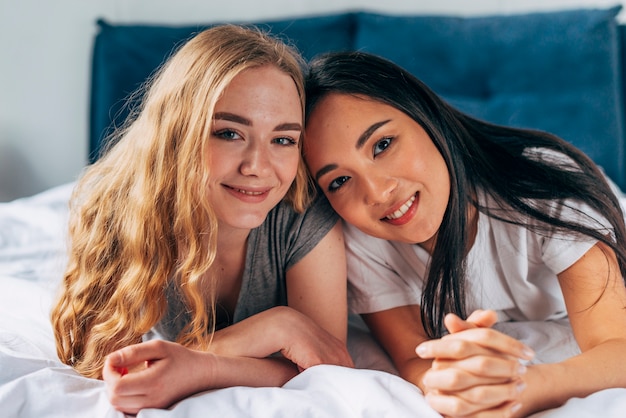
<box><xmin>223</xmin><ymin>184</ymin><xmax>271</xmax><ymax>202</ymax></box>
<box><xmin>384</xmin><ymin>194</ymin><xmax>417</xmax><ymax>221</ymax></box>
<box><xmin>231</xmin><ymin>187</ymin><xmax>265</xmax><ymax>196</ymax></box>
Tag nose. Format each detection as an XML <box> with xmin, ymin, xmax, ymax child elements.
<box><xmin>362</xmin><ymin>173</ymin><xmax>397</xmax><ymax>206</ymax></box>
<box><xmin>240</xmin><ymin>142</ymin><xmax>272</xmax><ymax>177</ymax></box>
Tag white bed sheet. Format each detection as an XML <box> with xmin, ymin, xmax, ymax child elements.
<box><xmin>1</xmin><ymin>183</ymin><xmax>626</xmax><ymax>418</ymax></box>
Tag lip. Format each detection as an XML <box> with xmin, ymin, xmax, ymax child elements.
<box><xmin>381</xmin><ymin>192</ymin><xmax>419</xmax><ymax>226</ymax></box>
<box><xmin>223</xmin><ymin>184</ymin><xmax>272</xmax><ymax>203</ymax></box>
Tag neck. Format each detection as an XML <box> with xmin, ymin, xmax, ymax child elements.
<box><xmin>417</xmin><ymin>204</ymin><xmax>478</xmax><ymax>255</ymax></box>
<box><xmin>212</xmin><ymin>221</ymin><xmax>251</xmax><ymax>319</ymax></box>
<box><xmin>216</xmin><ymin>221</ymin><xmax>252</xmax><ymax>253</ymax></box>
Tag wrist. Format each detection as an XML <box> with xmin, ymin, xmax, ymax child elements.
<box><xmin>400</xmin><ymin>358</ymin><xmax>432</xmax><ymax>394</ymax></box>
<box><xmin>193</xmin><ymin>350</ymin><xmax>219</xmax><ymax>391</ymax></box>
<box><xmin>517</xmin><ymin>363</ymin><xmax>569</xmax><ymax>416</ymax></box>
<box><xmin>268</xmin><ymin>306</ymin><xmax>293</xmax><ymax>348</ymax></box>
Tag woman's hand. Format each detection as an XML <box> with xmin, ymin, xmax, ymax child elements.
<box><xmin>273</xmin><ymin>306</ymin><xmax>354</xmax><ymax>371</ymax></box>
<box><xmin>211</xmin><ymin>306</ymin><xmax>353</xmax><ymax>371</ymax></box>
<box><xmin>416</xmin><ymin>310</ymin><xmax>534</xmax><ymax>417</ymax></box>
<box><xmin>102</xmin><ymin>339</ymin><xmax>214</xmax><ymax>414</ymax></box>
<box><xmin>102</xmin><ymin>308</ymin><xmax>353</xmax><ymax>415</ymax></box>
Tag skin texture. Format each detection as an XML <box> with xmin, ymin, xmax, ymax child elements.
<box><xmin>304</xmin><ymin>92</ymin><xmax>626</xmax><ymax>417</ymax></box>
<box><xmin>206</xmin><ymin>65</ymin><xmax>301</xmax><ymax>231</ymax></box>
<box><xmin>305</xmin><ymin>93</ymin><xmax>449</xmax><ymax>252</ymax></box>
<box><xmin>102</xmin><ymin>67</ymin><xmax>353</xmax><ymax>415</ymax></box>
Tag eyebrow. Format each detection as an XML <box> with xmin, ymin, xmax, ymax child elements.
<box><xmin>214</xmin><ymin>112</ymin><xmax>302</xmax><ymax>132</ymax></box>
<box><xmin>314</xmin><ymin>119</ymin><xmax>391</xmax><ymax>182</ymax></box>
<box><xmin>356</xmin><ymin>119</ymin><xmax>391</xmax><ymax>149</ymax></box>
<box><xmin>314</xmin><ymin>163</ymin><xmax>339</xmax><ymax>182</ymax></box>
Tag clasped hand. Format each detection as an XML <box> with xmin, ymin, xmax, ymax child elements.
<box><xmin>416</xmin><ymin>310</ymin><xmax>535</xmax><ymax>418</ymax></box>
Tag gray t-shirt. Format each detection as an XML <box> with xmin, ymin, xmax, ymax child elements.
<box><xmin>153</xmin><ymin>194</ymin><xmax>338</xmax><ymax>341</ymax></box>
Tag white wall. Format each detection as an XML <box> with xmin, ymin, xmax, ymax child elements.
<box><xmin>1</xmin><ymin>0</ymin><xmax>624</xmax><ymax>201</ymax></box>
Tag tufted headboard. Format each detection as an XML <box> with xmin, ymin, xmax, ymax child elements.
<box><xmin>89</xmin><ymin>14</ymin><xmax>356</xmax><ymax>161</ymax></box>
<box><xmin>89</xmin><ymin>7</ymin><xmax>626</xmax><ymax>189</ymax></box>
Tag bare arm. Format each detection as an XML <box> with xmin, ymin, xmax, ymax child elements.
<box><xmin>362</xmin><ymin>304</ymin><xmax>432</xmax><ymax>390</ymax></box>
<box><xmin>209</xmin><ymin>222</ymin><xmax>352</xmax><ymax>368</ymax></box>
<box><xmin>102</xmin><ymin>222</ymin><xmax>353</xmax><ymax>414</ymax></box>
<box><xmin>102</xmin><ymin>304</ymin><xmax>353</xmax><ymax>415</ymax></box>
<box><xmin>416</xmin><ymin>311</ymin><xmax>532</xmax><ymax>417</ymax></box>
<box><xmin>364</xmin><ymin>305</ymin><xmax>532</xmax><ymax>417</ymax></box>
<box><xmin>285</xmin><ymin>221</ymin><xmax>350</xmax><ymax>344</ymax></box>
<box><xmin>415</xmin><ymin>242</ymin><xmax>626</xmax><ymax>418</ymax></box>
<box><xmin>517</xmin><ymin>241</ymin><xmax>626</xmax><ymax>416</ymax></box>
<box><xmin>102</xmin><ymin>340</ymin><xmax>298</xmax><ymax>414</ymax></box>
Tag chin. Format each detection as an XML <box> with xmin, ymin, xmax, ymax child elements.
<box><xmin>221</xmin><ymin>212</ymin><xmax>269</xmax><ymax>230</ymax></box>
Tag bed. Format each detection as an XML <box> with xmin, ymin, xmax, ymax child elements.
<box><xmin>3</xmin><ymin>184</ymin><xmax>626</xmax><ymax>417</ymax></box>
<box><xmin>3</xmin><ymin>7</ymin><xmax>626</xmax><ymax>418</ymax></box>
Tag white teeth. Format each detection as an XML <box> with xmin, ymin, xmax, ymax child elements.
<box><xmin>235</xmin><ymin>188</ymin><xmax>263</xmax><ymax>196</ymax></box>
<box><xmin>386</xmin><ymin>195</ymin><xmax>416</xmax><ymax>220</ymax></box>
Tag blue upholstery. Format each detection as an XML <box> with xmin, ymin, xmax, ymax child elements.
<box><xmin>89</xmin><ymin>15</ymin><xmax>355</xmax><ymax>161</ymax></box>
<box><xmin>89</xmin><ymin>8</ymin><xmax>626</xmax><ymax>189</ymax></box>
<box><xmin>354</xmin><ymin>8</ymin><xmax>624</xmax><ymax>189</ymax></box>
<box><xmin>90</xmin><ymin>20</ymin><xmax>202</xmax><ymax>160</ymax></box>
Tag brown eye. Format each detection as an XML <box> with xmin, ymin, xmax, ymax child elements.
<box><xmin>328</xmin><ymin>176</ymin><xmax>350</xmax><ymax>192</ymax></box>
<box><xmin>373</xmin><ymin>137</ymin><xmax>393</xmax><ymax>156</ymax></box>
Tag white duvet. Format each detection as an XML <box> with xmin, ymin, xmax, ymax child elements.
<box><xmin>1</xmin><ymin>183</ymin><xmax>625</xmax><ymax>417</ymax></box>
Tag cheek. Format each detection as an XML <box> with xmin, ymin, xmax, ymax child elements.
<box><xmin>279</xmin><ymin>152</ymin><xmax>301</xmax><ymax>182</ymax></box>
<box><xmin>206</xmin><ymin>143</ymin><xmax>229</xmax><ymax>173</ymax></box>
<box><xmin>205</xmin><ymin>155</ymin><xmax>225</xmax><ymax>183</ymax></box>
<box><xmin>326</xmin><ymin>196</ymin><xmax>365</xmax><ymax>227</ymax></box>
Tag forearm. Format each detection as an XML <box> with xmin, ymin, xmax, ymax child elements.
<box><xmin>103</xmin><ymin>339</ymin><xmax>300</xmax><ymax>414</ymax></box>
<box><xmin>518</xmin><ymin>338</ymin><xmax>626</xmax><ymax>417</ymax></box>
<box><xmin>208</xmin><ymin>306</ymin><xmax>352</xmax><ymax>372</ymax></box>
<box><xmin>397</xmin><ymin>357</ymin><xmax>432</xmax><ymax>393</ymax></box>
<box><xmin>201</xmin><ymin>352</ymin><xmax>299</xmax><ymax>389</ymax></box>
<box><xmin>209</xmin><ymin>306</ymin><xmax>293</xmax><ymax>358</ymax></box>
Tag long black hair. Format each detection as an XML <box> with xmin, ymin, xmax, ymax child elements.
<box><xmin>305</xmin><ymin>51</ymin><xmax>626</xmax><ymax>337</ymax></box>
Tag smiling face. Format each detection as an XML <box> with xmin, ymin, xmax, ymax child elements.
<box><xmin>304</xmin><ymin>93</ymin><xmax>450</xmax><ymax>248</ymax></box>
<box><xmin>206</xmin><ymin>65</ymin><xmax>302</xmax><ymax>232</ymax></box>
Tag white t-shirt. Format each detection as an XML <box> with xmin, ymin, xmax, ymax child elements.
<box><xmin>346</xmin><ymin>193</ymin><xmax>610</xmax><ymax>322</ymax></box>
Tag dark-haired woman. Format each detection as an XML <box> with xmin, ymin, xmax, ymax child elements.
<box><xmin>303</xmin><ymin>51</ymin><xmax>626</xmax><ymax>417</ymax></box>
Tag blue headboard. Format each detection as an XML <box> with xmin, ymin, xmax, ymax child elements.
<box><xmin>89</xmin><ymin>15</ymin><xmax>355</xmax><ymax>161</ymax></box>
<box><xmin>89</xmin><ymin>7</ymin><xmax>626</xmax><ymax>190</ymax></box>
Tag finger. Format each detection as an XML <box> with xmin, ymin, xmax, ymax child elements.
<box><xmin>425</xmin><ymin>390</ymin><xmax>484</xmax><ymax>417</ymax></box>
<box><xmin>454</xmin><ymin>379</ymin><xmax>526</xmax><ymax>409</ymax></box>
<box><xmin>107</xmin><ymin>340</ymin><xmax>166</xmax><ymax>369</ymax></box>
<box><xmin>443</xmin><ymin>310</ymin><xmax>498</xmax><ymax>335</ymax></box>
<box><xmin>422</xmin><ymin>367</ymin><xmax>515</xmax><ymax>392</ymax></box>
<box><xmin>107</xmin><ymin>392</ymin><xmax>148</xmax><ymax>415</ymax></box>
<box><xmin>102</xmin><ymin>355</ymin><xmax>124</xmax><ymax>383</ymax></box>
<box><xmin>444</xmin><ymin>328</ymin><xmax>534</xmax><ymax>360</ymax></box>
<box><xmin>436</xmin><ymin>400</ymin><xmax>523</xmax><ymax>418</ymax></box>
<box><xmin>418</xmin><ymin>329</ymin><xmax>534</xmax><ymax>361</ymax></box>
<box><xmin>465</xmin><ymin>310</ymin><xmax>498</xmax><ymax>328</ymax></box>
<box><xmin>105</xmin><ymin>359</ymin><xmax>162</xmax><ymax>399</ymax></box>
<box><xmin>432</xmin><ymin>355</ymin><xmax>527</xmax><ymax>379</ymax></box>
<box><xmin>426</xmin><ymin>388</ymin><xmax>523</xmax><ymax>418</ymax></box>
<box><xmin>444</xmin><ymin>313</ymin><xmax>476</xmax><ymax>334</ymax></box>
<box><xmin>417</xmin><ymin>336</ymin><xmax>503</xmax><ymax>361</ymax></box>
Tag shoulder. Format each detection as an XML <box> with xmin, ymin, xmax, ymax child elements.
<box><xmin>267</xmin><ymin>193</ymin><xmax>338</xmax><ymax>233</ymax></box>
<box><xmin>477</xmin><ymin>194</ymin><xmax>599</xmax><ymax>275</ymax></box>
<box><xmin>255</xmin><ymin>194</ymin><xmax>338</xmax><ymax>268</ymax></box>
<box><xmin>343</xmin><ymin>222</ymin><xmax>426</xmax><ymax>313</ymax></box>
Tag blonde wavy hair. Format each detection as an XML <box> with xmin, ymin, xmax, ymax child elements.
<box><xmin>51</xmin><ymin>24</ymin><xmax>310</xmax><ymax>379</ymax></box>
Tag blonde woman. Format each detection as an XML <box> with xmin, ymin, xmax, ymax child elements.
<box><xmin>51</xmin><ymin>25</ymin><xmax>352</xmax><ymax>414</ymax></box>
